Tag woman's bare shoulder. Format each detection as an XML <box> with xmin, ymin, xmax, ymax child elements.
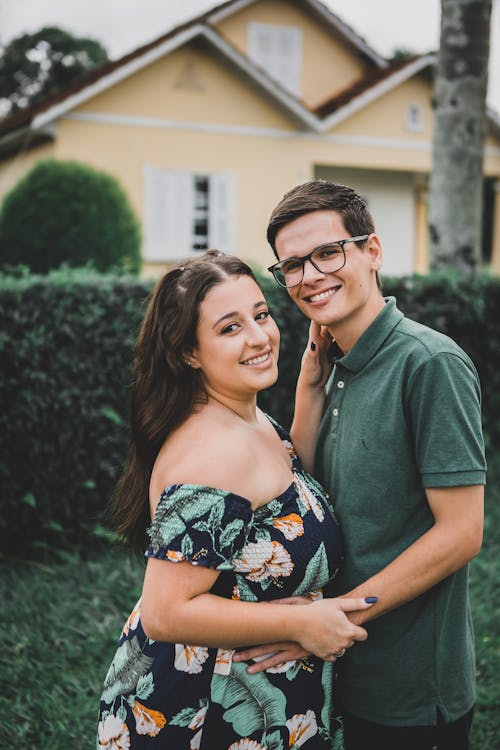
<box><xmin>150</xmin><ymin>416</ymin><xmax>250</xmax><ymax>505</ymax></box>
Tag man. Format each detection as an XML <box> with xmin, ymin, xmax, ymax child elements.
<box><xmin>236</xmin><ymin>180</ymin><xmax>486</xmax><ymax>749</ymax></box>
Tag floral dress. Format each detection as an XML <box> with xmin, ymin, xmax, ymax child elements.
<box><xmin>97</xmin><ymin>419</ymin><xmax>344</xmax><ymax>750</ymax></box>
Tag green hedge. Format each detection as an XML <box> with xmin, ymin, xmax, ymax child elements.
<box><xmin>1</xmin><ymin>268</ymin><xmax>498</xmax><ymax>559</ymax></box>
<box><xmin>0</xmin><ymin>267</ymin><xmax>150</xmax><ymax>559</ymax></box>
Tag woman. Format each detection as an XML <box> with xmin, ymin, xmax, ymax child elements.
<box><xmin>97</xmin><ymin>250</ymin><xmax>375</xmax><ymax>749</ymax></box>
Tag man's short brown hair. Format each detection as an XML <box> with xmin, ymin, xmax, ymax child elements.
<box><xmin>267</xmin><ymin>180</ymin><xmax>376</xmax><ymax>256</ymax></box>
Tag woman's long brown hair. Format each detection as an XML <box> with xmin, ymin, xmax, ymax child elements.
<box><xmin>112</xmin><ymin>250</ymin><xmax>257</xmax><ymax>553</ymax></box>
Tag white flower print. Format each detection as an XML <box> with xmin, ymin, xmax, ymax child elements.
<box><xmin>188</xmin><ymin>703</ymin><xmax>207</xmax><ymax>748</ymax></box>
<box><xmin>262</xmin><ymin>658</ymin><xmax>297</xmax><ymax>674</ymax></box>
<box><xmin>214</xmin><ymin>648</ymin><xmax>235</xmax><ymax>675</ymax></box>
<box><xmin>286</xmin><ymin>710</ymin><xmax>318</xmax><ymax>747</ymax></box>
<box><xmin>174</xmin><ymin>643</ymin><xmax>210</xmax><ymax>673</ymax></box>
<box><xmin>188</xmin><ymin>704</ymin><xmax>208</xmax><ymax>731</ymax></box>
<box><xmin>166</xmin><ymin>549</ymin><xmax>185</xmax><ymax>562</ymax></box>
<box><xmin>233</xmin><ymin>540</ymin><xmax>294</xmax><ymax>582</ymax></box>
<box><xmin>97</xmin><ymin>714</ymin><xmax>130</xmax><ymax>750</ymax></box>
<box><xmin>273</xmin><ymin>513</ymin><xmax>304</xmax><ymax>541</ymax></box>
<box><xmin>190</xmin><ymin>728</ymin><xmax>203</xmax><ymax>749</ymax></box>
<box><xmin>121</xmin><ymin>599</ymin><xmax>141</xmax><ymax>637</ymax></box>
<box><xmin>294</xmin><ymin>474</ymin><xmax>324</xmax><ymax>522</ymax></box>
<box><xmin>228</xmin><ymin>740</ymin><xmax>266</xmax><ymax>750</ymax></box>
<box><xmin>282</xmin><ymin>438</ymin><xmax>298</xmax><ymax>459</ymax></box>
<box><xmin>132</xmin><ymin>700</ymin><xmax>167</xmax><ymax>736</ymax></box>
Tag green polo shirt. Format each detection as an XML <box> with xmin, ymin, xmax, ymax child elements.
<box><xmin>316</xmin><ymin>297</ymin><xmax>486</xmax><ymax>726</ymax></box>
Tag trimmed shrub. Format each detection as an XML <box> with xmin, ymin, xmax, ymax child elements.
<box><xmin>0</xmin><ymin>267</ymin><xmax>498</xmax><ymax>559</ymax></box>
<box><xmin>0</xmin><ymin>159</ymin><xmax>141</xmax><ymax>274</ymax></box>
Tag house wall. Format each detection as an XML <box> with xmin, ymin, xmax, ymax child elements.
<box><xmin>315</xmin><ymin>166</ymin><xmax>418</xmax><ymax>276</ymax></box>
<box><xmin>215</xmin><ymin>0</ymin><xmax>368</xmax><ymax>108</ymax></box>
<box><xmin>0</xmin><ymin>141</ymin><xmax>55</xmax><ymax>200</ymax></box>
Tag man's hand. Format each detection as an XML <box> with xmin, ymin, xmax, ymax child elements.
<box><xmin>233</xmin><ymin>642</ymin><xmax>309</xmax><ymax>674</ymax></box>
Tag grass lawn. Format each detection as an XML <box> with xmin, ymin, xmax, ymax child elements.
<box><xmin>1</xmin><ymin>463</ymin><xmax>499</xmax><ymax>749</ymax></box>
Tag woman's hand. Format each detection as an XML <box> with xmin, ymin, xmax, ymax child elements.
<box><xmin>298</xmin><ymin>321</ymin><xmax>333</xmax><ymax>389</ymax></box>
<box><xmin>234</xmin><ymin>596</ymin><xmax>377</xmax><ymax>672</ymax></box>
<box><xmin>296</xmin><ymin>597</ymin><xmax>373</xmax><ymax>660</ymax></box>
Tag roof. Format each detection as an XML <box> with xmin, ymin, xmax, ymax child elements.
<box><xmin>0</xmin><ymin>0</ymin><xmax>447</xmax><ymax>151</ymax></box>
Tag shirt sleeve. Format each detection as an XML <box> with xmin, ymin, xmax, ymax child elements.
<box><xmin>407</xmin><ymin>352</ymin><xmax>487</xmax><ymax>487</ymax></box>
<box><xmin>145</xmin><ymin>484</ymin><xmax>253</xmax><ymax>570</ymax></box>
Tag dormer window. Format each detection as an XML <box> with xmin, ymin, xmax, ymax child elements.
<box><xmin>248</xmin><ymin>22</ymin><xmax>302</xmax><ymax>97</ymax></box>
<box><xmin>406</xmin><ymin>103</ymin><xmax>423</xmax><ymax>133</ymax></box>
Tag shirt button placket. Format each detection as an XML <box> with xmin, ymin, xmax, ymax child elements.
<box><xmin>331</xmin><ymin>377</ymin><xmax>346</xmax><ymax>434</ymax></box>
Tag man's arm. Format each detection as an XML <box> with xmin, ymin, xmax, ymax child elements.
<box><xmin>345</xmin><ymin>484</ymin><xmax>483</xmax><ymax>624</ymax></box>
<box><xmin>236</xmin><ymin>484</ymin><xmax>483</xmax><ymax>671</ymax></box>
<box><xmin>290</xmin><ymin>321</ymin><xmax>332</xmax><ymax>471</ymax></box>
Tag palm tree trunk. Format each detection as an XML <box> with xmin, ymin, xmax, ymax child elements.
<box><xmin>428</xmin><ymin>0</ymin><xmax>492</xmax><ymax>271</ymax></box>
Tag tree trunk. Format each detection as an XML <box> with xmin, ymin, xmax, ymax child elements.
<box><xmin>428</xmin><ymin>0</ymin><xmax>492</xmax><ymax>271</ymax></box>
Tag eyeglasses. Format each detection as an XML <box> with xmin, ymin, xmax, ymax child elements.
<box><xmin>267</xmin><ymin>235</ymin><xmax>369</xmax><ymax>288</ymax></box>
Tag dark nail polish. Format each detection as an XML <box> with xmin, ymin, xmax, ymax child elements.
<box><xmin>365</xmin><ymin>596</ymin><xmax>378</xmax><ymax>603</ymax></box>
<box><xmin>310</xmin><ymin>342</ymin><xmax>316</xmax><ymax>351</ymax></box>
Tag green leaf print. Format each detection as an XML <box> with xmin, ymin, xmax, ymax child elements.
<box><xmin>136</xmin><ymin>672</ymin><xmax>154</xmax><ymax>701</ymax></box>
<box><xmin>211</xmin><ymin>661</ymin><xmax>287</xmax><ymax>738</ymax></box>
<box><xmin>254</xmin><ymin>526</ymin><xmax>272</xmax><ymax>542</ymax></box>
<box><xmin>155</xmin><ymin>513</ymin><xmax>186</xmax><ymax>547</ymax></box>
<box><xmin>208</xmin><ymin>499</ymin><xmax>225</xmax><ymax>529</ymax></box>
<box><xmin>101</xmin><ymin>637</ymin><xmax>154</xmax><ymax>704</ymax></box>
<box><xmin>170</xmin><ymin>706</ymin><xmax>198</xmax><ymax>727</ymax></box>
<box><xmin>235</xmin><ymin>575</ymin><xmax>258</xmax><ymax>602</ymax></box>
<box><xmin>321</xmin><ymin>661</ymin><xmax>334</xmax><ymax>733</ymax></box>
<box><xmin>264</xmin><ymin>729</ymin><xmax>286</xmax><ymax>750</ymax></box>
<box><xmin>285</xmin><ymin>661</ymin><xmax>302</xmax><ymax>681</ymax></box>
<box><xmin>178</xmin><ymin>488</ymin><xmax>228</xmax><ymax>523</ymax></box>
<box><xmin>293</xmin><ymin>542</ymin><xmax>328</xmax><ymax>595</ymax></box>
<box><xmin>219</xmin><ymin>518</ymin><xmax>244</xmax><ymax>548</ymax></box>
<box><xmin>116</xmin><ymin>705</ymin><xmax>127</xmax><ymax>723</ymax></box>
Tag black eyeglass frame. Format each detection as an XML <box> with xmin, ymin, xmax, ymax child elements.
<box><xmin>267</xmin><ymin>234</ymin><xmax>370</xmax><ymax>288</ymax></box>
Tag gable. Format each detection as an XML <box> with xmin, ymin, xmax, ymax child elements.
<box><xmin>213</xmin><ymin>0</ymin><xmax>372</xmax><ymax>107</ymax></box>
<box><xmin>72</xmin><ymin>39</ymin><xmax>296</xmax><ymax>131</ymax></box>
<box><xmin>332</xmin><ymin>75</ymin><xmax>434</xmax><ymax>141</ymax></box>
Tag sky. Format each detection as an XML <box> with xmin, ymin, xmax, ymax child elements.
<box><xmin>1</xmin><ymin>0</ymin><xmax>499</xmax><ymax>112</ymax></box>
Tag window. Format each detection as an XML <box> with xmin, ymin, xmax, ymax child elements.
<box><xmin>405</xmin><ymin>103</ymin><xmax>423</xmax><ymax>133</ymax></box>
<box><xmin>248</xmin><ymin>22</ymin><xmax>302</xmax><ymax>97</ymax></box>
<box><xmin>143</xmin><ymin>168</ymin><xmax>235</xmax><ymax>261</ymax></box>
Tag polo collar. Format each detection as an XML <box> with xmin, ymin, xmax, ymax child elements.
<box><xmin>330</xmin><ymin>297</ymin><xmax>403</xmax><ymax>373</ymax></box>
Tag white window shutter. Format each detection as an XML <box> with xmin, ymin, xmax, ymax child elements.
<box><xmin>143</xmin><ymin>165</ymin><xmax>166</xmax><ymax>261</ymax></box>
<box><xmin>208</xmin><ymin>172</ymin><xmax>236</xmax><ymax>253</ymax></box>
<box><xmin>143</xmin><ymin>168</ymin><xmax>194</xmax><ymax>261</ymax></box>
<box><xmin>163</xmin><ymin>171</ymin><xmax>194</xmax><ymax>260</ymax></box>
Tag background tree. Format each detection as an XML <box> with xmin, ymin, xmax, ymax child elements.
<box><xmin>0</xmin><ymin>26</ymin><xmax>108</xmax><ymax>117</ymax></box>
<box><xmin>428</xmin><ymin>0</ymin><xmax>493</xmax><ymax>271</ymax></box>
<box><xmin>0</xmin><ymin>159</ymin><xmax>141</xmax><ymax>274</ymax></box>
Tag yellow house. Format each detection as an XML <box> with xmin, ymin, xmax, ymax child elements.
<box><xmin>1</xmin><ymin>0</ymin><xmax>500</xmax><ymax>276</ymax></box>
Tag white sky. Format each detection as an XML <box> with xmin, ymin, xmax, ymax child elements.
<box><xmin>1</xmin><ymin>0</ymin><xmax>499</xmax><ymax>111</ymax></box>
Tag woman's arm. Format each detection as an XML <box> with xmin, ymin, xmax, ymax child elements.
<box><xmin>290</xmin><ymin>322</ymin><xmax>333</xmax><ymax>471</ymax></box>
<box><xmin>140</xmin><ymin>557</ymin><xmax>374</xmax><ymax>660</ymax></box>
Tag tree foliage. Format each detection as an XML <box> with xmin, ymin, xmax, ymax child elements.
<box><xmin>0</xmin><ymin>158</ymin><xmax>142</xmax><ymax>274</ymax></box>
<box><xmin>0</xmin><ymin>26</ymin><xmax>108</xmax><ymax>116</ymax></box>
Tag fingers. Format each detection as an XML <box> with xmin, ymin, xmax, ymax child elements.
<box><xmin>233</xmin><ymin>644</ymin><xmax>287</xmax><ymax>662</ymax></box>
<box><xmin>272</xmin><ymin>596</ymin><xmax>311</xmax><ymax>606</ymax></box>
<box><xmin>336</xmin><ymin>596</ymin><xmax>378</xmax><ymax>613</ymax></box>
<box><xmin>246</xmin><ymin>645</ymin><xmax>309</xmax><ymax>674</ymax></box>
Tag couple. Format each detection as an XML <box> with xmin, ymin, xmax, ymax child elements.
<box><xmin>97</xmin><ymin>180</ymin><xmax>486</xmax><ymax>750</ymax></box>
